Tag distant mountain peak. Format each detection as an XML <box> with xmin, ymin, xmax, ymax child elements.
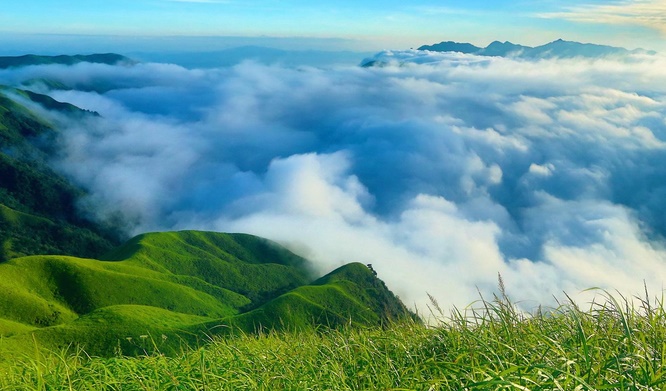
<box><xmin>0</xmin><ymin>53</ymin><xmax>136</xmax><ymax>69</ymax></box>
<box><xmin>416</xmin><ymin>39</ymin><xmax>656</xmax><ymax>59</ymax></box>
<box><xmin>418</xmin><ymin>41</ymin><xmax>482</xmax><ymax>54</ymax></box>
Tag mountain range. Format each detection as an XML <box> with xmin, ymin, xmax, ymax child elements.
<box><xmin>0</xmin><ymin>53</ymin><xmax>134</xmax><ymax>69</ymax></box>
<box><xmin>417</xmin><ymin>39</ymin><xmax>656</xmax><ymax>59</ymax></box>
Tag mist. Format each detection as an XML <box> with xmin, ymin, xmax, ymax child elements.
<box><xmin>6</xmin><ymin>50</ymin><xmax>666</xmax><ymax>313</ymax></box>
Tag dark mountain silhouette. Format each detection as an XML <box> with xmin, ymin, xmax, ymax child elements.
<box><xmin>0</xmin><ymin>53</ymin><xmax>135</xmax><ymax>69</ymax></box>
<box><xmin>418</xmin><ymin>39</ymin><xmax>656</xmax><ymax>59</ymax></box>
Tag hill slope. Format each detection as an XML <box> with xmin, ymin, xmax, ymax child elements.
<box><xmin>0</xmin><ymin>88</ymin><xmax>119</xmax><ymax>261</ymax></box>
<box><xmin>0</xmin><ymin>231</ymin><xmax>412</xmax><ymax>356</ymax></box>
<box><xmin>217</xmin><ymin>262</ymin><xmax>410</xmax><ymax>333</ymax></box>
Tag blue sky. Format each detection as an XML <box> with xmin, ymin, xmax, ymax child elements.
<box><xmin>0</xmin><ymin>0</ymin><xmax>664</xmax><ymax>52</ymax></box>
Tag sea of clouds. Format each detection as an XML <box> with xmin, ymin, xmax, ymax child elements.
<box><xmin>4</xmin><ymin>50</ymin><xmax>666</xmax><ymax>314</ymax></box>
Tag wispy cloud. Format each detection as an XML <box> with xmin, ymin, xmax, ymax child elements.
<box><xmin>540</xmin><ymin>0</ymin><xmax>666</xmax><ymax>34</ymax></box>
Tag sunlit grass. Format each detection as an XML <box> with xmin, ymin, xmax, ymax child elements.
<box><xmin>3</xmin><ymin>286</ymin><xmax>666</xmax><ymax>390</ymax></box>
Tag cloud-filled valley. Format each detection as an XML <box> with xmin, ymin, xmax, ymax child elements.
<box><xmin>5</xmin><ymin>50</ymin><xmax>666</xmax><ymax>312</ymax></box>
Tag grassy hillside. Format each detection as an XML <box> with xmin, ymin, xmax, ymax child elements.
<box><xmin>0</xmin><ymin>203</ymin><xmax>117</xmax><ymax>262</ymax></box>
<box><xmin>102</xmin><ymin>231</ymin><xmax>313</xmax><ymax>308</ymax></box>
<box><xmin>221</xmin><ymin>263</ymin><xmax>412</xmax><ymax>334</ymax></box>
<box><xmin>0</xmin><ymin>88</ymin><xmax>119</xmax><ymax>261</ymax></box>
<box><xmin>3</xmin><ymin>291</ymin><xmax>665</xmax><ymax>390</ymax></box>
<box><xmin>0</xmin><ymin>88</ymin><xmax>53</xmax><ymax>150</ymax></box>
<box><xmin>0</xmin><ymin>231</ymin><xmax>411</xmax><ymax>356</ymax></box>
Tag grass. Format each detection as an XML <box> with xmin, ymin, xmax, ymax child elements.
<box><xmin>0</xmin><ymin>232</ymin><xmax>310</xmax><ymax>346</ymax></box>
<box><xmin>0</xmin><ymin>202</ymin><xmax>117</xmax><ymax>261</ymax></box>
<box><xmin>1</xmin><ymin>288</ymin><xmax>665</xmax><ymax>390</ymax></box>
<box><xmin>103</xmin><ymin>231</ymin><xmax>314</xmax><ymax>306</ymax></box>
<box><xmin>0</xmin><ymin>293</ymin><xmax>666</xmax><ymax>390</ymax></box>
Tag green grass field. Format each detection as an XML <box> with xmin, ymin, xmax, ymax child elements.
<box><xmin>2</xmin><ymin>288</ymin><xmax>664</xmax><ymax>390</ymax></box>
<box><xmin>0</xmin><ymin>231</ymin><xmax>412</xmax><ymax>357</ymax></box>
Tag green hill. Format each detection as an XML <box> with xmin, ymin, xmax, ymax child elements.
<box><xmin>0</xmin><ymin>231</ymin><xmax>412</xmax><ymax>356</ymax></box>
<box><xmin>101</xmin><ymin>230</ymin><xmax>313</xmax><ymax>310</ymax></box>
<box><xmin>221</xmin><ymin>263</ymin><xmax>412</xmax><ymax>334</ymax></box>
<box><xmin>0</xmin><ymin>87</ymin><xmax>119</xmax><ymax>261</ymax></box>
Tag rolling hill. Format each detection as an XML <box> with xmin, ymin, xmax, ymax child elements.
<box><xmin>0</xmin><ymin>231</ymin><xmax>412</xmax><ymax>356</ymax></box>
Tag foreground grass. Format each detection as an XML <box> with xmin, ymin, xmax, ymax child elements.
<box><xmin>2</xmin><ymin>289</ymin><xmax>666</xmax><ymax>390</ymax></box>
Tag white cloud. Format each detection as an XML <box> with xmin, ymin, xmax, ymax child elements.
<box><xmin>528</xmin><ymin>163</ymin><xmax>554</xmax><ymax>177</ymax></box>
<box><xmin>10</xmin><ymin>51</ymin><xmax>666</xmax><ymax>313</ymax></box>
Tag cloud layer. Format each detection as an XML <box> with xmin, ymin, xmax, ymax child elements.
<box><xmin>6</xmin><ymin>51</ymin><xmax>666</xmax><ymax>313</ymax></box>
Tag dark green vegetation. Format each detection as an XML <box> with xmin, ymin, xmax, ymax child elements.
<box><xmin>2</xmin><ymin>290</ymin><xmax>665</xmax><ymax>390</ymax></box>
<box><xmin>0</xmin><ymin>88</ymin><xmax>117</xmax><ymax>260</ymax></box>
<box><xmin>0</xmin><ymin>230</ymin><xmax>412</xmax><ymax>356</ymax></box>
<box><xmin>0</xmin><ymin>88</ymin><xmax>118</xmax><ymax>261</ymax></box>
<box><xmin>0</xmin><ymin>53</ymin><xmax>134</xmax><ymax>69</ymax></box>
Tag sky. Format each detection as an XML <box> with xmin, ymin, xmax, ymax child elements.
<box><xmin>0</xmin><ymin>0</ymin><xmax>665</xmax><ymax>53</ymax></box>
<box><xmin>2</xmin><ymin>1</ymin><xmax>666</xmax><ymax>313</ymax></box>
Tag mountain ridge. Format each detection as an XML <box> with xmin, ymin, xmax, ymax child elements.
<box><xmin>0</xmin><ymin>53</ymin><xmax>135</xmax><ymax>69</ymax></box>
<box><xmin>417</xmin><ymin>38</ymin><xmax>657</xmax><ymax>59</ymax></box>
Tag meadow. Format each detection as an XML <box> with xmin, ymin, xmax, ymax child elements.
<box><xmin>2</xmin><ymin>287</ymin><xmax>664</xmax><ymax>390</ymax></box>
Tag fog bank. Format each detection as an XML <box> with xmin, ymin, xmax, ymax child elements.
<box><xmin>6</xmin><ymin>50</ymin><xmax>666</xmax><ymax>313</ymax></box>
